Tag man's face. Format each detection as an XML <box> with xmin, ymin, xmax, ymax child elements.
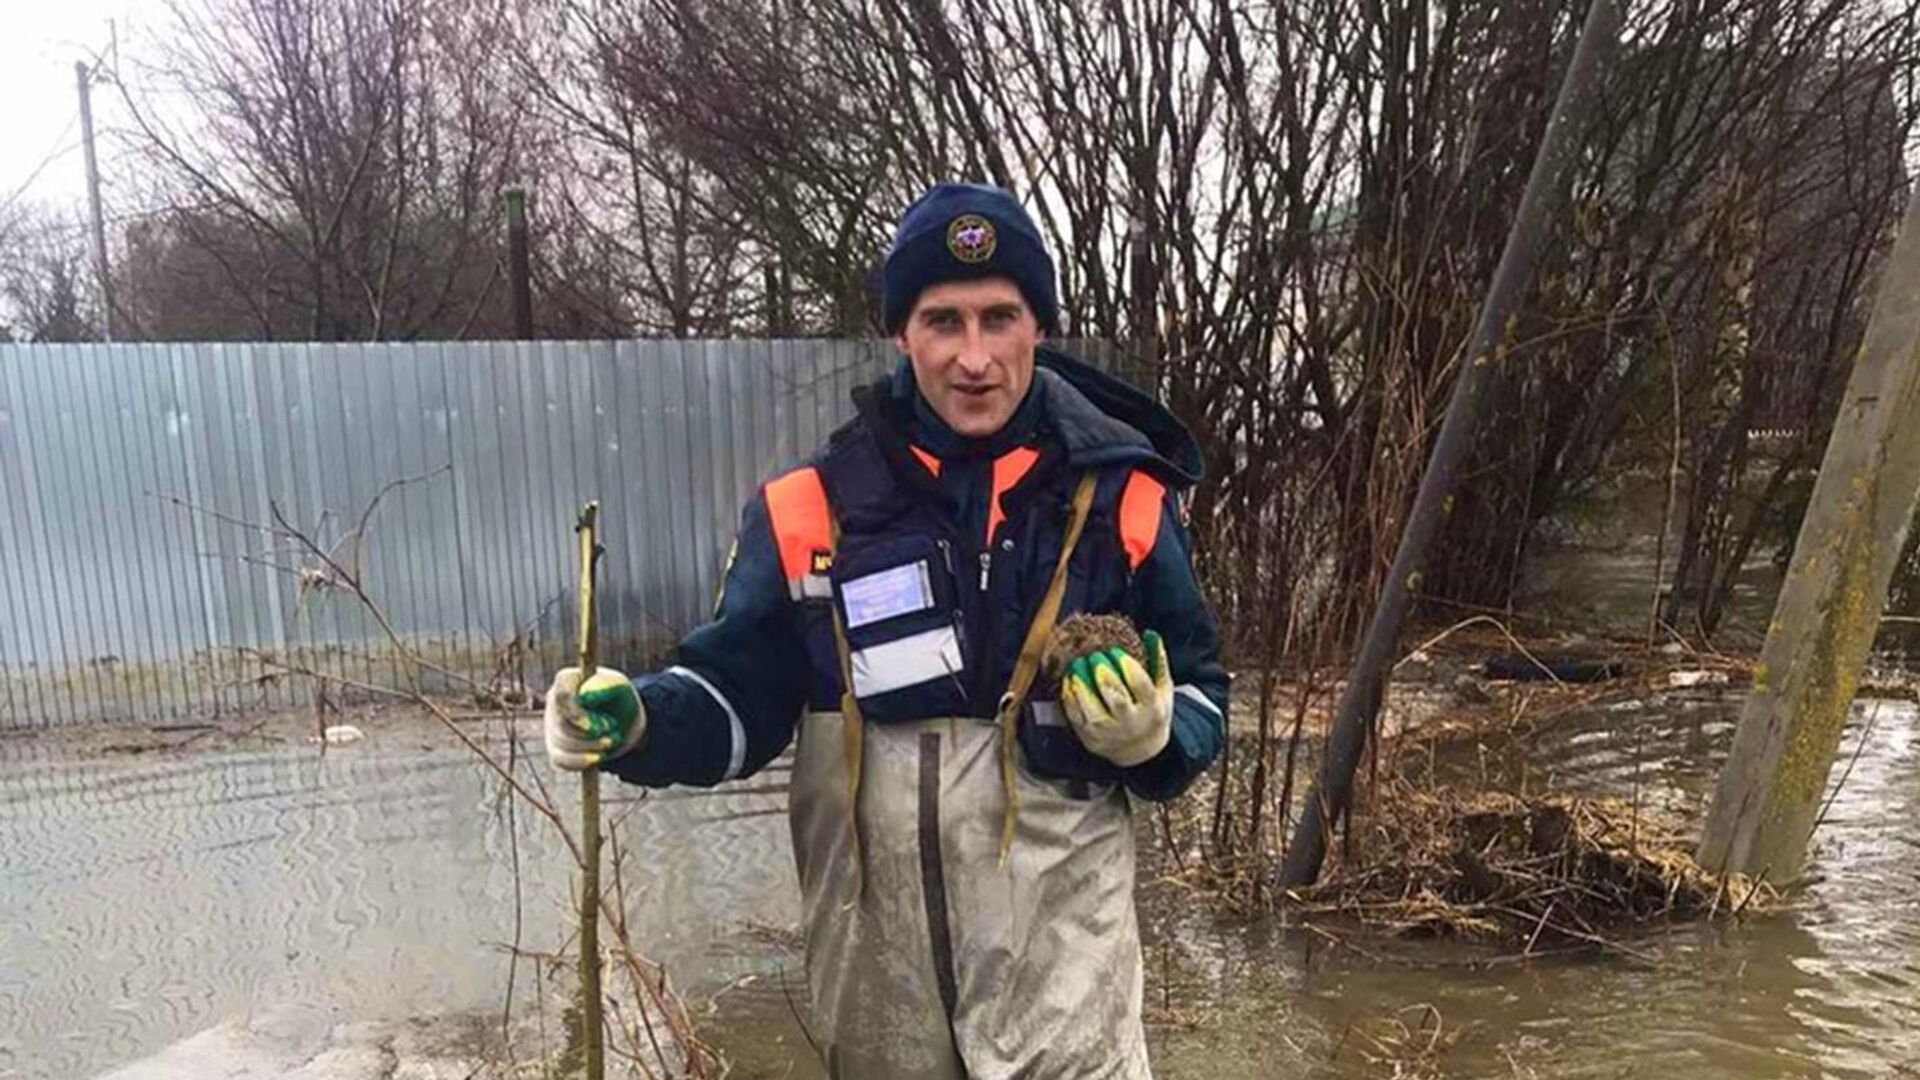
<box><xmin>894</xmin><ymin>278</ymin><xmax>1043</xmax><ymax>439</ymax></box>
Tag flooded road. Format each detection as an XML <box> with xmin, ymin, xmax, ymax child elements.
<box><xmin>1145</xmin><ymin>689</ymin><xmax>1920</xmax><ymax>1080</ymax></box>
<box><xmin>0</xmin><ymin>729</ymin><xmax>800</xmax><ymax>1079</ymax></box>
<box><xmin>3</xmin><ymin>691</ymin><xmax>1918</xmax><ymax>1079</ymax></box>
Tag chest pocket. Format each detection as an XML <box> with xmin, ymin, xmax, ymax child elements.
<box><xmin>827</xmin><ymin>532</ymin><xmax>967</xmax><ymax>722</ymax></box>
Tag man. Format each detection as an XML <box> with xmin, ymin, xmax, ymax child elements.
<box><xmin>544</xmin><ymin>182</ymin><xmax>1228</xmax><ymax>1079</ymax></box>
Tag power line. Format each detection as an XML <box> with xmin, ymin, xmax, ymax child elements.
<box><xmin>0</xmin><ymin>115</ymin><xmax>83</xmax><ymax>221</ymax></box>
<box><xmin>11</xmin><ymin>199</ymin><xmax>230</xmax><ymax>239</ymax></box>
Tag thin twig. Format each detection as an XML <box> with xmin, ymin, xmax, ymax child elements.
<box><xmin>177</xmin><ymin>476</ymin><xmax>716</xmax><ymax>1077</ymax></box>
<box><xmin>1649</xmin><ymin>332</ymin><xmax>1684</xmax><ymax>647</ymax></box>
<box><xmin>1395</xmin><ymin>615</ymin><xmax>1574</xmax><ymax>691</ymax></box>
<box><xmin>1811</xmin><ymin>698</ymin><xmax>1884</xmax><ymax>836</ymax></box>
<box><xmin>348</xmin><ymin>464</ymin><xmax>455</xmax><ymax>579</ymax></box>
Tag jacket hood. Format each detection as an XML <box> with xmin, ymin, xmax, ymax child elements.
<box><xmin>1032</xmin><ymin>345</ymin><xmax>1202</xmax><ymax>486</ymax></box>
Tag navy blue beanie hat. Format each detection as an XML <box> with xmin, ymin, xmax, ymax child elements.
<box><xmin>882</xmin><ymin>182</ymin><xmax>1060</xmax><ymax>335</ymax></box>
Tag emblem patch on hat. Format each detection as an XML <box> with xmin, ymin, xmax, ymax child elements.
<box><xmin>946</xmin><ymin>214</ymin><xmax>997</xmax><ymax>264</ymax></box>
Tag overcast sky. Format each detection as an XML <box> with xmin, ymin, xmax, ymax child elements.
<box><xmin>0</xmin><ymin>0</ymin><xmax>151</xmax><ymax>217</ymax></box>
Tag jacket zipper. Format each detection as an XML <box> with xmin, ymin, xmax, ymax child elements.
<box><xmin>973</xmin><ymin>535</ymin><xmax>1000</xmax><ymax>714</ymax></box>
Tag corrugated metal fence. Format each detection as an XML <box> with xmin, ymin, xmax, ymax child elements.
<box><xmin>0</xmin><ymin>340</ymin><xmax>898</xmax><ymax>727</ymax></box>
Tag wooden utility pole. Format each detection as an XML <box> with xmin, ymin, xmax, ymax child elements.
<box><xmin>76</xmin><ymin>60</ymin><xmax>114</xmax><ymax>342</ymax></box>
<box><xmin>1698</xmin><ymin>183</ymin><xmax>1920</xmax><ymax>883</ymax></box>
<box><xmin>505</xmin><ymin>187</ymin><xmax>533</xmax><ymax>339</ymax></box>
<box><xmin>1280</xmin><ymin>0</ymin><xmax>1620</xmax><ymax>887</ymax></box>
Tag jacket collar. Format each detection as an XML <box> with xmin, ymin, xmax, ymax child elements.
<box><xmin>841</xmin><ymin>347</ymin><xmax>1204</xmax><ymax>500</ymax></box>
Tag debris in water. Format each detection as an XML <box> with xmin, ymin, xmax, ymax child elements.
<box><xmin>1665</xmin><ymin>669</ymin><xmax>1731</xmax><ymax>688</ymax></box>
<box><xmin>320</xmin><ymin>724</ymin><xmax>366</xmax><ymax>746</ymax></box>
<box><xmin>1347</xmin><ymin>1003</ymin><xmax>1459</xmax><ymax>1078</ymax></box>
<box><xmin>1449</xmin><ymin>673</ymin><xmax>1492</xmax><ymax>705</ymax></box>
<box><xmin>1483</xmin><ymin>654</ymin><xmax>1626</xmax><ymax>683</ymax></box>
<box><xmin>1290</xmin><ymin>779</ymin><xmax>1774</xmax><ymax>946</ymax></box>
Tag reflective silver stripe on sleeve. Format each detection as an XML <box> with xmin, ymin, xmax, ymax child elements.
<box><xmin>787</xmin><ymin>574</ymin><xmax>833</xmax><ymax>602</ymax></box>
<box><xmin>666</xmin><ymin>665</ymin><xmax>748</xmax><ymax>780</ymax></box>
<box><xmin>1175</xmin><ymin>684</ymin><xmax>1224</xmax><ymax>721</ymax></box>
<box><xmin>849</xmin><ymin>625</ymin><xmax>964</xmax><ymax>698</ymax></box>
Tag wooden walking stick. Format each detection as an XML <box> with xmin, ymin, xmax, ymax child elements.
<box><xmin>573</xmin><ymin>500</ymin><xmax>606</xmax><ymax>1080</ymax></box>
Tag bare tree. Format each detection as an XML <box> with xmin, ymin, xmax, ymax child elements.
<box><xmin>80</xmin><ymin>0</ymin><xmax>1920</xmax><ymax>666</ymax></box>
<box><xmin>551</xmin><ymin>0</ymin><xmax>1920</xmax><ymax>865</ymax></box>
<box><xmin>0</xmin><ymin>205</ymin><xmax>102</xmax><ymax>342</ymax></box>
<box><xmin>112</xmin><ymin>0</ymin><xmax>528</xmax><ymax>341</ymax></box>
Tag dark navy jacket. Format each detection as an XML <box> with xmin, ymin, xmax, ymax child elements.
<box><xmin>604</xmin><ymin>348</ymin><xmax>1228</xmax><ymax>801</ymax></box>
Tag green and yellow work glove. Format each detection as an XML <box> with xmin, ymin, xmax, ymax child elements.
<box><xmin>543</xmin><ymin>666</ymin><xmax>647</xmax><ymax>771</ymax></box>
<box><xmin>1060</xmin><ymin>630</ymin><xmax>1174</xmax><ymax>768</ymax></box>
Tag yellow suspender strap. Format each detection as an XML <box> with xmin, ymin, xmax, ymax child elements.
<box><xmin>997</xmin><ymin>471</ymin><xmax>1099</xmax><ymax>865</ymax></box>
<box><xmin>824</xmin><ymin>514</ymin><xmax>867</xmax><ymax>899</ymax></box>
<box><xmin>821</xmin><ymin>471</ymin><xmax>1100</xmax><ymax>876</ymax></box>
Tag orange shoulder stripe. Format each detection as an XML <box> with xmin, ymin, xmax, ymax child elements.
<box><xmin>763</xmin><ymin>467</ymin><xmax>831</xmax><ymax>582</ymax></box>
<box><xmin>987</xmin><ymin>446</ymin><xmax>1041</xmax><ymax>542</ymax></box>
<box><xmin>1118</xmin><ymin>470</ymin><xmax>1165</xmax><ymax>571</ymax></box>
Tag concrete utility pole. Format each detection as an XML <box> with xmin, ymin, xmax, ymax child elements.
<box><xmin>1279</xmin><ymin>0</ymin><xmax>1620</xmax><ymax>888</ymax></box>
<box><xmin>1127</xmin><ymin>202</ymin><xmax>1157</xmax><ymax>390</ymax></box>
<box><xmin>76</xmin><ymin>60</ymin><xmax>114</xmax><ymax>342</ymax></box>
<box><xmin>504</xmin><ymin>187</ymin><xmax>533</xmax><ymax>340</ymax></box>
<box><xmin>1698</xmin><ymin>183</ymin><xmax>1920</xmax><ymax>883</ymax></box>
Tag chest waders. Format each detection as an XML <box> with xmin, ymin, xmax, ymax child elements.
<box><xmin>796</xmin><ymin>470</ymin><xmax>1154</xmax><ymax>1080</ymax></box>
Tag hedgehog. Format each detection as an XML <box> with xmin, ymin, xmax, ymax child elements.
<box><xmin>1042</xmin><ymin>613</ymin><xmax>1148</xmax><ymax>693</ymax></box>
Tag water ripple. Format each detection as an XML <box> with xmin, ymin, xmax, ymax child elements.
<box><xmin>1</xmin><ymin>740</ymin><xmax>800</xmax><ymax>1080</ymax></box>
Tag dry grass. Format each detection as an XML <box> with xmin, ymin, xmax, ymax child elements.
<box><xmin>1343</xmin><ymin>1004</ymin><xmax>1461</xmax><ymax>1079</ymax></box>
<box><xmin>1145</xmin><ymin>623</ymin><xmax>1776</xmax><ymax>953</ymax></box>
<box><xmin>1287</xmin><ymin>778</ymin><xmax>1774</xmax><ymax>947</ymax></box>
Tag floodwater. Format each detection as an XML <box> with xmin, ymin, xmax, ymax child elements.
<box><xmin>1146</xmin><ymin>690</ymin><xmax>1920</xmax><ymax>1079</ymax></box>
<box><xmin>3</xmin><ymin>691</ymin><xmax>1918</xmax><ymax>1079</ymax></box>
<box><xmin>0</xmin><ymin>731</ymin><xmax>799</xmax><ymax>1079</ymax></box>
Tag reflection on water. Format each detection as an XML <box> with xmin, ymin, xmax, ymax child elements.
<box><xmin>0</xmin><ymin>736</ymin><xmax>798</xmax><ymax>1080</ymax></box>
<box><xmin>2</xmin><ymin>696</ymin><xmax>1918</xmax><ymax>1079</ymax></box>
<box><xmin>1147</xmin><ymin>694</ymin><xmax>1920</xmax><ymax>1079</ymax></box>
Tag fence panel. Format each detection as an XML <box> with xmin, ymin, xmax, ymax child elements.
<box><xmin>0</xmin><ymin>340</ymin><xmax>902</xmax><ymax>726</ymax></box>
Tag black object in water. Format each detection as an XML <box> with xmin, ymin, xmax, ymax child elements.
<box><xmin>1482</xmin><ymin>654</ymin><xmax>1626</xmax><ymax>683</ymax></box>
